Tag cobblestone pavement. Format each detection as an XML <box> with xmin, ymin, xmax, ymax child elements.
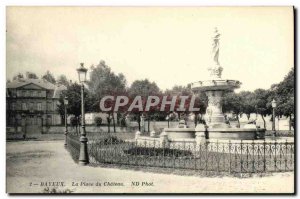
<box><xmin>6</xmin><ymin>140</ymin><xmax>294</xmax><ymax>194</ymax></box>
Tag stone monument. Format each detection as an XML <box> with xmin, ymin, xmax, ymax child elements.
<box><xmin>151</xmin><ymin>28</ymin><xmax>265</xmax><ymax>141</ymax></box>
<box><xmin>192</xmin><ymin>28</ymin><xmax>241</xmax><ymax>129</ymax></box>
<box><xmin>190</xmin><ymin>28</ymin><xmax>265</xmax><ymax>139</ymax></box>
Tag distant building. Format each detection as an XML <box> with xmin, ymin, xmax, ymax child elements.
<box><xmin>6</xmin><ymin>77</ymin><xmax>66</xmax><ymax>134</ymax></box>
<box><xmin>85</xmin><ymin>112</ymin><xmax>117</xmax><ymax>125</ymax></box>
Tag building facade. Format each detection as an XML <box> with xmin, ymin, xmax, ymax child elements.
<box><xmin>6</xmin><ymin>78</ymin><xmax>66</xmax><ymax>134</ymax></box>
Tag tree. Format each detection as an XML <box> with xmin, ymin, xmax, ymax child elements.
<box><xmin>13</xmin><ymin>73</ymin><xmax>24</xmax><ymax>80</ymax></box>
<box><xmin>239</xmin><ymin>91</ymin><xmax>256</xmax><ymax>120</ymax></box>
<box><xmin>252</xmin><ymin>89</ymin><xmax>272</xmax><ymax>129</ymax></box>
<box><xmin>222</xmin><ymin>91</ymin><xmax>243</xmax><ymax>128</ymax></box>
<box><xmin>272</xmin><ymin>68</ymin><xmax>294</xmax><ymax>130</ymax></box>
<box><xmin>197</xmin><ymin>92</ymin><xmax>208</xmax><ymax>124</ymax></box>
<box><xmin>165</xmin><ymin>85</ymin><xmax>206</xmax><ymax>126</ymax></box>
<box><xmin>57</xmin><ymin>75</ymin><xmax>69</xmax><ymax>87</ymax></box>
<box><xmin>128</xmin><ymin>79</ymin><xmax>161</xmax><ymax>132</ymax></box>
<box><xmin>88</xmin><ymin>60</ymin><xmax>127</xmax><ymax>133</ymax></box>
<box><xmin>88</xmin><ymin>60</ymin><xmax>127</xmax><ymax>98</ymax></box>
<box><xmin>42</xmin><ymin>71</ymin><xmax>56</xmax><ymax>84</ymax></box>
<box><xmin>166</xmin><ymin>85</ymin><xmax>192</xmax><ymax>120</ymax></box>
<box><xmin>26</xmin><ymin>72</ymin><xmax>38</xmax><ymax>79</ymax></box>
<box><xmin>57</xmin><ymin>83</ymin><xmax>92</xmax><ymax>134</ymax></box>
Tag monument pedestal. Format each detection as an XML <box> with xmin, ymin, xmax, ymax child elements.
<box><xmin>204</xmin><ymin>90</ymin><xmax>229</xmax><ymax>128</ymax></box>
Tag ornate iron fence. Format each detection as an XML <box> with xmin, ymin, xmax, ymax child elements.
<box><xmin>66</xmin><ymin>134</ymin><xmax>80</xmax><ymax>163</ymax></box>
<box><xmin>65</xmin><ymin>134</ymin><xmax>294</xmax><ymax>174</ymax></box>
<box><xmin>88</xmin><ymin>138</ymin><xmax>294</xmax><ymax>174</ymax></box>
<box><xmin>265</xmin><ymin>130</ymin><xmax>294</xmax><ymax>137</ymax></box>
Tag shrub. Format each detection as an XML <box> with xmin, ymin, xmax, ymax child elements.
<box><xmin>94</xmin><ymin>135</ymin><xmax>124</xmax><ymax>145</ymax></box>
<box><xmin>103</xmin><ymin>136</ymin><xmax>122</xmax><ymax>144</ymax></box>
<box><xmin>120</xmin><ymin>117</ymin><xmax>127</xmax><ymax>127</ymax></box>
<box><xmin>70</xmin><ymin>117</ymin><xmax>78</xmax><ymax>127</ymax></box>
<box><xmin>123</xmin><ymin>147</ymin><xmax>193</xmax><ymax>157</ymax></box>
<box><xmin>94</xmin><ymin>117</ymin><xmax>102</xmax><ymax>126</ymax></box>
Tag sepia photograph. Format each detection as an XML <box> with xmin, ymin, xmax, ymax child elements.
<box><xmin>5</xmin><ymin>6</ymin><xmax>295</xmax><ymax>194</ymax></box>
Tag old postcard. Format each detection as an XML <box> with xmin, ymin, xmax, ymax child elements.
<box><xmin>6</xmin><ymin>6</ymin><xmax>294</xmax><ymax>194</ymax></box>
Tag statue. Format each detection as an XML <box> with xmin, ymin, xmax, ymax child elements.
<box><xmin>208</xmin><ymin>27</ymin><xmax>223</xmax><ymax>79</ymax></box>
<box><xmin>212</xmin><ymin>27</ymin><xmax>221</xmax><ymax>65</ymax></box>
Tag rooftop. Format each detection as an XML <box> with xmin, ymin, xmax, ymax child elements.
<box><xmin>6</xmin><ymin>78</ymin><xmax>67</xmax><ymax>98</ymax></box>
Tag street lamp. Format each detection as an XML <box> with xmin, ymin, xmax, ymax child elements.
<box><xmin>255</xmin><ymin>105</ymin><xmax>258</xmax><ymax>120</ymax></box>
<box><xmin>271</xmin><ymin>99</ymin><xmax>277</xmax><ymax>136</ymax></box>
<box><xmin>141</xmin><ymin>114</ymin><xmax>146</xmax><ymax>133</ymax></box>
<box><xmin>64</xmin><ymin>96</ymin><xmax>69</xmax><ymax>146</ymax></box>
<box><xmin>77</xmin><ymin>63</ymin><xmax>89</xmax><ymax>165</ymax></box>
<box><xmin>21</xmin><ymin>113</ymin><xmax>26</xmax><ymax>140</ymax></box>
<box><xmin>77</xmin><ymin>63</ymin><xmax>88</xmax><ymax>83</ymax></box>
<box><xmin>166</xmin><ymin>115</ymin><xmax>170</xmax><ymax>128</ymax></box>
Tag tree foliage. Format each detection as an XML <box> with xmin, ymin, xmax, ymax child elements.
<box><xmin>272</xmin><ymin>68</ymin><xmax>294</xmax><ymax>117</ymax></box>
<box><xmin>128</xmin><ymin>79</ymin><xmax>161</xmax><ymax>131</ymax></box>
<box><xmin>57</xmin><ymin>75</ymin><xmax>69</xmax><ymax>87</ymax></box>
<box><xmin>26</xmin><ymin>72</ymin><xmax>38</xmax><ymax>79</ymax></box>
<box><xmin>222</xmin><ymin>91</ymin><xmax>243</xmax><ymax>127</ymax></box>
<box><xmin>52</xmin><ymin>63</ymin><xmax>294</xmax><ymax>131</ymax></box>
<box><xmin>13</xmin><ymin>73</ymin><xmax>24</xmax><ymax>80</ymax></box>
<box><xmin>42</xmin><ymin>71</ymin><xmax>56</xmax><ymax>84</ymax></box>
<box><xmin>57</xmin><ymin>83</ymin><xmax>92</xmax><ymax>117</ymax></box>
<box><xmin>88</xmin><ymin>60</ymin><xmax>127</xmax><ymax>100</ymax></box>
<box><xmin>87</xmin><ymin>60</ymin><xmax>127</xmax><ymax>132</ymax></box>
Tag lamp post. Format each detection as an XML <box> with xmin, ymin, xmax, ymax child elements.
<box><xmin>64</xmin><ymin>96</ymin><xmax>69</xmax><ymax>146</ymax></box>
<box><xmin>271</xmin><ymin>99</ymin><xmax>277</xmax><ymax>137</ymax></box>
<box><xmin>166</xmin><ymin>115</ymin><xmax>170</xmax><ymax>128</ymax></box>
<box><xmin>255</xmin><ymin>105</ymin><xmax>258</xmax><ymax>120</ymax></box>
<box><xmin>22</xmin><ymin>113</ymin><xmax>26</xmax><ymax>140</ymax></box>
<box><xmin>141</xmin><ymin>114</ymin><xmax>145</xmax><ymax>133</ymax></box>
<box><xmin>77</xmin><ymin>63</ymin><xmax>89</xmax><ymax>165</ymax></box>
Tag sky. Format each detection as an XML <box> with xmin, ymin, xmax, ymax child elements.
<box><xmin>6</xmin><ymin>6</ymin><xmax>294</xmax><ymax>92</ymax></box>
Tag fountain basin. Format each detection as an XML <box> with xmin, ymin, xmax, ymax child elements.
<box><xmin>163</xmin><ymin>127</ymin><xmax>265</xmax><ymax>140</ymax></box>
<box><xmin>191</xmin><ymin>79</ymin><xmax>241</xmax><ymax>91</ymax></box>
<box><xmin>196</xmin><ymin>128</ymin><xmax>265</xmax><ymax>140</ymax></box>
<box><xmin>164</xmin><ymin>128</ymin><xmax>195</xmax><ymax>139</ymax></box>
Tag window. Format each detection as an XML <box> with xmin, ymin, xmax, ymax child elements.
<box><xmin>9</xmin><ymin>117</ymin><xmax>15</xmax><ymax>125</ymax></box>
<box><xmin>22</xmin><ymin>103</ymin><xmax>27</xmax><ymax>110</ymax></box>
<box><xmin>16</xmin><ymin>116</ymin><xmax>21</xmax><ymax>125</ymax></box>
<box><xmin>47</xmin><ymin>115</ymin><xmax>52</xmax><ymax>125</ymax></box>
<box><xmin>16</xmin><ymin>102</ymin><xmax>21</xmax><ymax>110</ymax></box>
<box><xmin>30</xmin><ymin>102</ymin><xmax>34</xmax><ymax>110</ymax></box>
<box><xmin>11</xmin><ymin>90</ymin><xmax>16</xmax><ymax>97</ymax></box>
<box><xmin>29</xmin><ymin>115</ymin><xmax>34</xmax><ymax>125</ymax></box>
<box><xmin>11</xmin><ymin>103</ymin><xmax>16</xmax><ymax>110</ymax></box>
<box><xmin>33</xmin><ymin>116</ymin><xmax>37</xmax><ymax>125</ymax></box>
<box><xmin>17</xmin><ymin>90</ymin><xmax>21</xmax><ymax>97</ymax></box>
<box><xmin>41</xmin><ymin>103</ymin><xmax>45</xmax><ymax>111</ymax></box>
<box><xmin>47</xmin><ymin>102</ymin><xmax>52</xmax><ymax>111</ymax></box>
<box><xmin>37</xmin><ymin>103</ymin><xmax>42</xmax><ymax>111</ymax></box>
